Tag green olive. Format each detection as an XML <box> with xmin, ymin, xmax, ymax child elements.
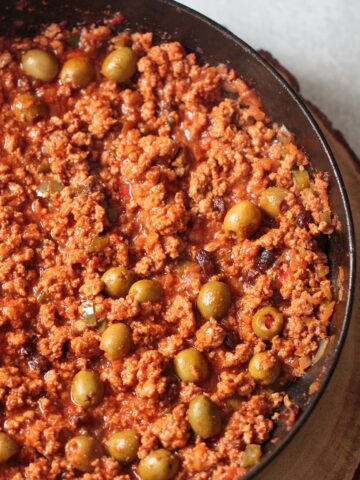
<box><xmin>101</xmin><ymin>266</ymin><xmax>136</xmax><ymax>298</ymax></box>
<box><xmin>174</xmin><ymin>348</ymin><xmax>208</xmax><ymax>383</ymax></box>
<box><xmin>100</xmin><ymin>322</ymin><xmax>133</xmax><ymax>360</ymax></box>
<box><xmin>187</xmin><ymin>395</ymin><xmax>222</xmax><ymax>439</ymax></box>
<box><xmin>71</xmin><ymin>370</ymin><xmax>104</xmax><ymax>408</ymax></box>
<box><xmin>65</xmin><ymin>435</ymin><xmax>102</xmax><ymax>472</ymax></box>
<box><xmin>259</xmin><ymin>187</ymin><xmax>287</xmax><ymax>218</ymax></box>
<box><xmin>252</xmin><ymin>306</ymin><xmax>283</xmax><ymax>340</ymax></box>
<box><xmin>292</xmin><ymin>169</ymin><xmax>310</xmax><ymax>190</ymax></box>
<box><xmin>223</xmin><ymin>200</ymin><xmax>262</xmax><ymax>239</ymax></box>
<box><xmin>89</xmin><ymin>235</ymin><xmax>109</xmax><ymax>253</ymax></box>
<box><xmin>197</xmin><ymin>281</ymin><xmax>231</xmax><ymax>320</ymax></box>
<box><xmin>12</xmin><ymin>93</ymin><xmax>47</xmax><ymax>123</ymax></box>
<box><xmin>129</xmin><ymin>279</ymin><xmax>162</xmax><ymax>303</ymax></box>
<box><xmin>226</xmin><ymin>395</ymin><xmax>243</xmax><ymax>410</ymax></box>
<box><xmin>138</xmin><ymin>449</ymin><xmax>179</xmax><ymax>480</ymax></box>
<box><xmin>106</xmin><ymin>430</ymin><xmax>139</xmax><ymax>463</ymax></box>
<box><xmin>241</xmin><ymin>444</ymin><xmax>262</xmax><ymax>468</ymax></box>
<box><xmin>248</xmin><ymin>351</ymin><xmax>281</xmax><ymax>385</ymax></box>
<box><xmin>0</xmin><ymin>432</ymin><xmax>18</xmax><ymax>464</ymax></box>
<box><xmin>60</xmin><ymin>56</ymin><xmax>95</xmax><ymax>87</ymax></box>
<box><xmin>101</xmin><ymin>47</ymin><xmax>137</xmax><ymax>83</ymax></box>
<box><xmin>21</xmin><ymin>49</ymin><xmax>59</xmax><ymax>82</ymax></box>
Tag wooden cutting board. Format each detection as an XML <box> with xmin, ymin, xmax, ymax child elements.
<box><xmin>255</xmin><ymin>52</ymin><xmax>360</xmax><ymax>480</ymax></box>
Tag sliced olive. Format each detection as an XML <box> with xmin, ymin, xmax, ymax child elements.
<box><xmin>259</xmin><ymin>187</ymin><xmax>287</xmax><ymax>218</ymax></box>
<box><xmin>22</xmin><ymin>49</ymin><xmax>59</xmax><ymax>82</ymax></box>
<box><xmin>252</xmin><ymin>306</ymin><xmax>283</xmax><ymax>340</ymax></box>
<box><xmin>71</xmin><ymin>370</ymin><xmax>104</xmax><ymax>408</ymax></box>
<box><xmin>101</xmin><ymin>266</ymin><xmax>136</xmax><ymax>299</ymax></box>
<box><xmin>12</xmin><ymin>93</ymin><xmax>47</xmax><ymax>123</ymax></box>
<box><xmin>223</xmin><ymin>200</ymin><xmax>262</xmax><ymax>239</ymax></box>
<box><xmin>106</xmin><ymin>430</ymin><xmax>139</xmax><ymax>463</ymax></box>
<box><xmin>100</xmin><ymin>322</ymin><xmax>133</xmax><ymax>360</ymax></box>
<box><xmin>138</xmin><ymin>449</ymin><xmax>179</xmax><ymax>480</ymax></box>
<box><xmin>292</xmin><ymin>169</ymin><xmax>310</xmax><ymax>190</ymax></box>
<box><xmin>60</xmin><ymin>56</ymin><xmax>95</xmax><ymax>87</ymax></box>
<box><xmin>0</xmin><ymin>432</ymin><xmax>18</xmax><ymax>464</ymax></box>
<box><xmin>129</xmin><ymin>279</ymin><xmax>162</xmax><ymax>303</ymax></box>
<box><xmin>197</xmin><ymin>281</ymin><xmax>231</xmax><ymax>320</ymax></box>
<box><xmin>241</xmin><ymin>444</ymin><xmax>262</xmax><ymax>468</ymax></box>
<box><xmin>248</xmin><ymin>351</ymin><xmax>280</xmax><ymax>385</ymax></box>
<box><xmin>65</xmin><ymin>435</ymin><xmax>102</xmax><ymax>472</ymax></box>
<box><xmin>101</xmin><ymin>47</ymin><xmax>137</xmax><ymax>83</ymax></box>
<box><xmin>174</xmin><ymin>348</ymin><xmax>208</xmax><ymax>383</ymax></box>
<box><xmin>188</xmin><ymin>395</ymin><xmax>222</xmax><ymax>439</ymax></box>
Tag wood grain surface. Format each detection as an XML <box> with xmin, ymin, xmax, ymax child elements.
<box><xmin>255</xmin><ymin>53</ymin><xmax>360</xmax><ymax>480</ymax></box>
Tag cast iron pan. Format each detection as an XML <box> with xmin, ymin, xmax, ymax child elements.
<box><xmin>0</xmin><ymin>0</ymin><xmax>355</xmax><ymax>478</ymax></box>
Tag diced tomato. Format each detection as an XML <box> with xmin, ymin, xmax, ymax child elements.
<box><xmin>274</xmin><ymin>269</ymin><xmax>290</xmax><ymax>289</ymax></box>
<box><xmin>120</xmin><ymin>182</ymin><xmax>132</xmax><ymax>200</ymax></box>
<box><xmin>103</xmin><ymin>298</ymin><xmax>112</xmax><ymax>311</ymax></box>
<box><xmin>93</xmin><ymin>255</ymin><xmax>104</xmax><ymax>269</ymax></box>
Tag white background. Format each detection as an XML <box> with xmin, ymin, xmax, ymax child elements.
<box><xmin>179</xmin><ymin>0</ymin><xmax>360</xmax><ymax>156</ymax></box>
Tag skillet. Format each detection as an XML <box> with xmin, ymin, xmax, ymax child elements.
<box><xmin>0</xmin><ymin>0</ymin><xmax>355</xmax><ymax>478</ymax></box>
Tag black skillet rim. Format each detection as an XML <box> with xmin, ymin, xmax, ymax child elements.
<box><xmin>155</xmin><ymin>1</ymin><xmax>356</xmax><ymax>478</ymax></box>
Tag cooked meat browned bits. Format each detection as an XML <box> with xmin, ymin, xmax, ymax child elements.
<box><xmin>0</xmin><ymin>20</ymin><xmax>335</xmax><ymax>479</ymax></box>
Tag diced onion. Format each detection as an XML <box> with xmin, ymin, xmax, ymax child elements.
<box><xmin>312</xmin><ymin>338</ymin><xmax>329</xmax><ymax>365</ymax></box>
<box><xmin>81</xmin><ymin>300</ymin><xmax>97</xmax><ymax>326</ymax></box>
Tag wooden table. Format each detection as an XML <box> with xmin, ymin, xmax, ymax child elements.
<box><xmin>256</xmin><ymin>53</ymin><xmax>360</xmax><ymax>480</ymax></box>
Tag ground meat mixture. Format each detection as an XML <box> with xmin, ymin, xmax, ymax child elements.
<box><xmin>0</xmin><ymin>19</ymin><xmax>337</xmax><ymax>480</ymax></box>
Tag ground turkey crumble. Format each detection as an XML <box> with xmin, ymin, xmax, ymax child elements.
<box><xmin>0</xmin><ymin>20</ymin><xmax>337</xmax><ymax>480</ymax></box>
